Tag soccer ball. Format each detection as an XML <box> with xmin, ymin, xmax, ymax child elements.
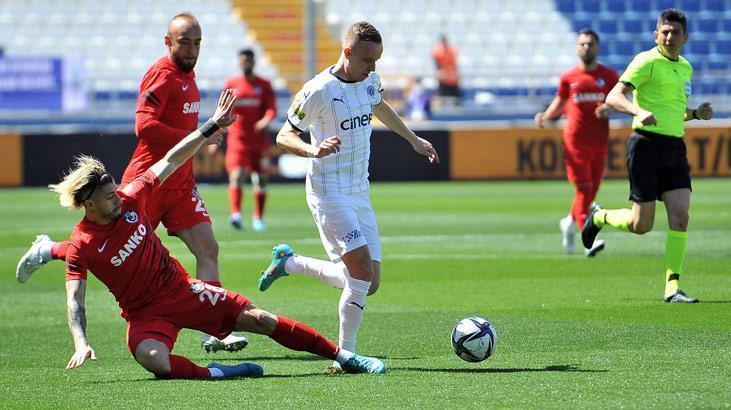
<box><xmin>451</xmin><ymin>316</ymin><xmax>497</xmax><ymax>362</ymax></box>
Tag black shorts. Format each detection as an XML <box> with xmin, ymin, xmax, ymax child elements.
<box><xmin>626</xmin><ymin>129</ymin><xmax>692</xmax><ymax>202</ymax></box>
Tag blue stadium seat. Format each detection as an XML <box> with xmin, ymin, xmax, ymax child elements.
<box><xmin>572</xmin><ymin>19</ymin><xmax>593</xmax><ymax>32</ymax></box>
<box><xmin>715</xmin><ymin>40</ymin><xmax>731</xmax><ymax>54</ymax></box>
<box><xmin>555</xmin><ymin>0</ymin><xmax>576</xmax><ymax>13</ymax></box>
<box><xmin>614</xmin><ymin>40</ymin><xmax>636</xmax><ymax>56</ymax></box>
<box><xmin>628</xmin><ymin>0</ymin><xmax>651</xmax><ymax>13</ymax></box>
<box><xmin>599</xmin><ymin>19</ymin><xmax>618</xmax><ymax>34</ymax></box>
<box><xmin>695</xmin><ymin>19</ymin><xmax>718</xmax><ymax>33</ymax></box>
<box><xmin>679</xmin><ymin>0</ymin><xmax>701</xmax><ymax>13</ymax></box>
<box><xmin>687</xmin><ymin>42</ymin><xmax>710</xmax><ymax>55</ymax></box>
<box><xmin>704</xmin><ymin>0</ymin><xmax>725</xmax><ymax>13</ymax></box>
<box><xmin>603</xmin><ymin>0</ymin><xmax>625</xmax><ymax>13</ymax></box>
<box><xmin>722</xmin><ymin>18</ymin><xmax>731</xmax><ymax>32</ymax></box>
<box><xmin>704</xmin><ymin>61</ymin><xmax>728</xmax><ymax>71</ymax></box>
<box><xmin>580</xmin><ymin>0</ymin><xmax>601</xmax><ymax>13</ymax></box>
<box><xmin>622</xmin><ymin>18</ymin><xmax>645</xmax><ymax>34</ymax></box>
<box><xmin>654</xmin><ymin>0</ymin><xmax>676</xmax><ymax>11</ymax></box>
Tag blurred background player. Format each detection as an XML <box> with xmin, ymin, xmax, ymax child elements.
<box><xmin>257</xmin><ymin>21</ymin><xmax>439</xmax><ymax>372</ymax></box>
<box><xmin>209</xmin><ymin>49</ymin><xmax>276</xmax><ymax>231</ymax></box>
<box><xmin>586</xmin><ymin>9</ymin><xmax>713</xmax><ymax>303</ymax></box>
<box><xmin>54</xmin><ymin>90</ymin><xmax>386</xmax><ymax>378</ymax></box>
<box><xmin>535</xmin><ymin>29</ymin><xmax>618</xmax><ymax>256</ymax></box>
<box><xmin>15</xmin><ymin>12</ymin><xmax>248</xmax><ymax>353</ymax></box>
<box><xmin>431</xmin><ymin>34</ymin><xmax>460</xmax><ymax>106</ymax></box>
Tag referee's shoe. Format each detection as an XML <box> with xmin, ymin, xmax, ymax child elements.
<box><xmin>663</xmin><ymin>290</ymin><xmax>699</xmax><ymax>303</ymax></box>
<box><xmin>582</xmin><ymin>203</ymin><xmax>603</xmax><ymax>249</ymax></box>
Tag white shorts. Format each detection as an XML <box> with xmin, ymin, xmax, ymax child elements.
<box><xmin>306</xmin><ymin>191</ymin><xmax>382</xmax><ymax>263</ymax></box>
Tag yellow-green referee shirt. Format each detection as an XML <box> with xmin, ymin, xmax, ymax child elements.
<box><xmin>619</xmin><ymin>47</ymin><xmax>693</xmax><ymax>137</ymax></box>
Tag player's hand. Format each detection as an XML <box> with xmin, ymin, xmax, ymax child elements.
<box><xmin>636</xmin><ymin>109</ymin><xmax>657</xmax><ymax>126</ymax></box>
<box><xmin>696</xmin><ymin>102</ymin><xmax>713</xmax><ymax>120</ymax></box>
<box><xmin>212</xmin><ymin>89</ymin><xmax>238</xmax><ymax>128</ymax></box>
<box><xmin>254</xmin><ymin>118</ymin><xmax>269</xmax><ymax>133</ymax></box>
<box><xmin>312</xmin><ymin>136</ymin><xmax>341</xmax><ymax>158</ymax></box>
<box><xmin>412</xmin><ymin>136</ymin><xmax>440</xmax><ymax>164</ymax></box>
<box><xmin>206</xmin><ymin>143</ymin><xmax>220</xmax><ymax>154</ymax></box>
<box><xmin>594</xmin><ymin>103</ymin><xmax>611</xmax><ymax>120</ymax></box>
<box><xmin>534</xmin><ymin>112</ymin><xmax>546</xmax><ymax>128</ymax></box>
<box><xmin>205</xmin><ymin>129</ymin><xmax>224</xmax><ymax>146</ymax></box>
<box><xmin>66</xmin><ymin>344</ymin><xmax>96</xmax><ymax>370</ymax></box>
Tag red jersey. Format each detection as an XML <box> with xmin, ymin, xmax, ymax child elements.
<box><xmin>223</xmin><ymin>74</ymin><xmax>276</xmax><ymax>151</ymax></box>
<box><xmin>123</xmin><ymin>56</ymin><xmax>200</xmax><ymax>189</ymax></box>
<box><xmin>557</xmin><ymin>64</ymin><xmax>619</xmax><ymax>151</ymax></box>
<box><xmin>66</xmin><ymin>171</ymin><xmax>190</xmax><ymax>315</ymax></box>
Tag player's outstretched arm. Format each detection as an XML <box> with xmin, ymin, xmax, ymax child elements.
<box><xmin>606</xmin><ymin>82</ymin><xmax>656</xmax><ymax>126</ymax></box>
<box><xmin>373</xmin><ymin>100</ymin><xmax>439</xmax><ymax>164</ymax></box>
<box><xmin>149</xmin><ymin>89</ymin><xmax>237</xmax><ymax>183</ymax></box>
<box><xmin>65</xmin><ymin>279</ymin><xmax>96</xmax><ymax>370</ymax></box>
<box><xmin>276</xmin><ymin>121</ymin><xmax>341</xmax><ymax>158</ymax></box>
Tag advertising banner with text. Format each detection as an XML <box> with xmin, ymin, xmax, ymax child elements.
<box><xmin>450</xmin><ymin>127</ymin><xmax>731</xmax><ymax>180</ymax></box>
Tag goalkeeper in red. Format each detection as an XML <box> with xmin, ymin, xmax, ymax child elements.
<box><xmin>535</xmin><ymin>29</ymin><xmax>618</xmax><ymax>256</ymax></box>
<box><xmin>52</xmin><ymin>90</ymin><xmax>386</xmax><ymax>379</ymax></box>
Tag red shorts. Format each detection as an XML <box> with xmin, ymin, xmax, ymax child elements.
<box><xmin>145</xmin><ymin>187</ymin><xmax>212</xmax><ymax>235</ymax></box>
<box><xmin>125</xmin><ymin>279</ymin><xmax>251</xmax><ymax>354</ymax></box>
<box><xmin>564</xmin><ymin>146</ymin><xmax>606</xmax><ymax>186</ymax></box>
<box><xmin>225</xmin><ymin>147</ymin><xmax>269</xmax><ymax>174</ymax></box>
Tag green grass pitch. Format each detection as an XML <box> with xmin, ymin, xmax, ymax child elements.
<box><xmin>1</xmin><ymin>179</ymin><xmax>729</xmax><ymax>408</ymax></box>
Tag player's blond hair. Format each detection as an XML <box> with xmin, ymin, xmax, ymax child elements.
<box><xmin>48</xmin><ymin>155</ymin><xmax>110</xmax><ymax>210</ymax></box>
<box><xmin>343</xmin><ymin>21</ymin><xmax>382</xmax><ymax>46</ymax></box>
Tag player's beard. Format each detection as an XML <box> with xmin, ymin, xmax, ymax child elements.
<box><xmin>174</xmin><ymin>55</ymin><xmax>197</xmax><ymax>72</ymax></box>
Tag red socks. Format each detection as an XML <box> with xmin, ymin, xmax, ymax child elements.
<box><xmin>270</xmin><ymin>316</ymin><xmax>338</xmax><ymax>360</ymax></box>
<box><xmin>571</xmin><ymin>183</ymin><xmax>594</xmax><ymax>230</ymax></box>
<box><xmin>51</xmin><ymin>241</ymin><xmax>69</xmax><ymax>261</ymax></box>
<box><xmin>229</xmin><ymin>186</ymin><xmax>242</xmax><ymax>215</ymax></box>
<box><xmin>161</xmin><ymin>355</ymin><xmax>211</xmax><ymax>379</ymax></box>
<box><xmin>254</xmin><ymin>191</ymin><xmax>267</xmax><ymax>219</ymax></box>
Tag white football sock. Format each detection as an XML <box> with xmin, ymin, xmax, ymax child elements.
<box><xmin>285</xmin><ymin>254</ymin><xmax>347</xmax><ymax>289</ymax></box>
<box><xmin>338</xmin><ymin>276</ymin><xmax>371</xmax><ymax>354</ymax></box>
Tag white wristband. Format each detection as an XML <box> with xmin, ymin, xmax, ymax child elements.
<box><xmin>306</xmin><ymin>145</ymin><xmax>318</xmax><ymax>158</ymax></box>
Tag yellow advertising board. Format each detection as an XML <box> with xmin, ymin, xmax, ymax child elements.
<box><xmin>450</xmin><ymin>127</ymin><xmax>731</xmax><ymax>179</ymax></box>
<box><xmin>0</xmin><ymin>134</ymin><xmax>23</xmax><ymax>186</ymax></box>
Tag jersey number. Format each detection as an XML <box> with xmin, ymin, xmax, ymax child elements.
<box><xmin>191</xmin><ymin>196</ymin><xmax>209</xmax><ymax>216</ymax></box>
<box><xmin>198</xmin><ymin>283</ymin><xmax>227</xmax><ymax>306</ymax></box>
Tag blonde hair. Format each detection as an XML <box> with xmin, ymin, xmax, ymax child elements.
<box><xmin>49</xmin><ymin>155</ymin><xmax>110</xmax><ymax>210</ymax></box>
<box><xmin>343</xmin><ymin>21</ymin><xmax>382</xmax><ymax>46</ymax></box>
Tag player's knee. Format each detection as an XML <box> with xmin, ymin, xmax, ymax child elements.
<box><xmin>633</xmin><ymin>221</ymin><xmax>654</xmax><ymax>235</ymax></box>
<box><xmin>669</xmin><ymin>211</ymin><xmax>689</xmax><ymax>231</ymax></box>
<box><xmin>135</xmin><ymin>345</ymin><xmax>170</xmax><ymax>376</ymax></box>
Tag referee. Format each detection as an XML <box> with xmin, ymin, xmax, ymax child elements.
<box><xmin>582</xmin><ymin>8</ymin><xmax>713</xmax><ymax>303</ymax></box>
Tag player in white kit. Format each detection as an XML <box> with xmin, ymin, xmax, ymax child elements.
<box><xmin>257</xmin><ymin>22</ymin><xmax>439</xmax><ymax>371</ymax></box>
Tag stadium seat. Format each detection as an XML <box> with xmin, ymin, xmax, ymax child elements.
<box><xmin>703</xmin><ymin>0</ymin><xmax>725</xmax><ymax>13</ymax></box>
<box><xmin>654</xmin><ymin>0</ymin><xmax>676</xmax><ymax>11</ymax></box>
<box><xmin>555</xmin><ymin>0</ymin><xmax>576</xmax><ymax>13</ymax></box>
<box><xmin>579</xmin><ymin>1</ymin><xmax>601</xmax><ymax>13</ymax></box>
<box><xmin>679</xmin><ymin>0</ymin><xmax>702</xmax><ymax>13</ymax></box>
<box><xmin>622</xmin><ymin>18</ymin><xmax>645</xmax><ymax>34</ymax></box>
<box><xmin>603</xmin><ymin>0</ymin><xmax>625</xmax><ymax>13</ymax></box>
<box><xmin>715</xmin><ymin>40</ymin><xmax>731</xmax><ymax>55</ymax></box>
<box><xmin>628</xmin><ymin>0</ymin><xmax>651</xmax><ymax>13</ymax></box>
<box><xmin>597</xmin><ymin>20</ymin><xmax>618</xmax><ymax>34</ymax></box>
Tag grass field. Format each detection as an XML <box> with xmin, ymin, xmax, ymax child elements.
<box><xmin>1</xmin><ymin>179</ymin><xmax>730</xmax><ymax>408</ymax></box>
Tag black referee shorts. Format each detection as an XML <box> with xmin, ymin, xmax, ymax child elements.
<box><xmin>626</xmin><ymin>129</ymin><xmax>692</xmax><ymax>202</ymax></box>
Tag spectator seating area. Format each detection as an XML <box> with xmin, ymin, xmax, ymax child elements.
<box><xmin>0</xmin><ymin>0</ymin><xmax>279</xmax><ymax>101</ymax></box>
<box><xmin>0</xmin><ymin>0</ymin><xmax>729</xmax><ymax>123</ymax></box>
